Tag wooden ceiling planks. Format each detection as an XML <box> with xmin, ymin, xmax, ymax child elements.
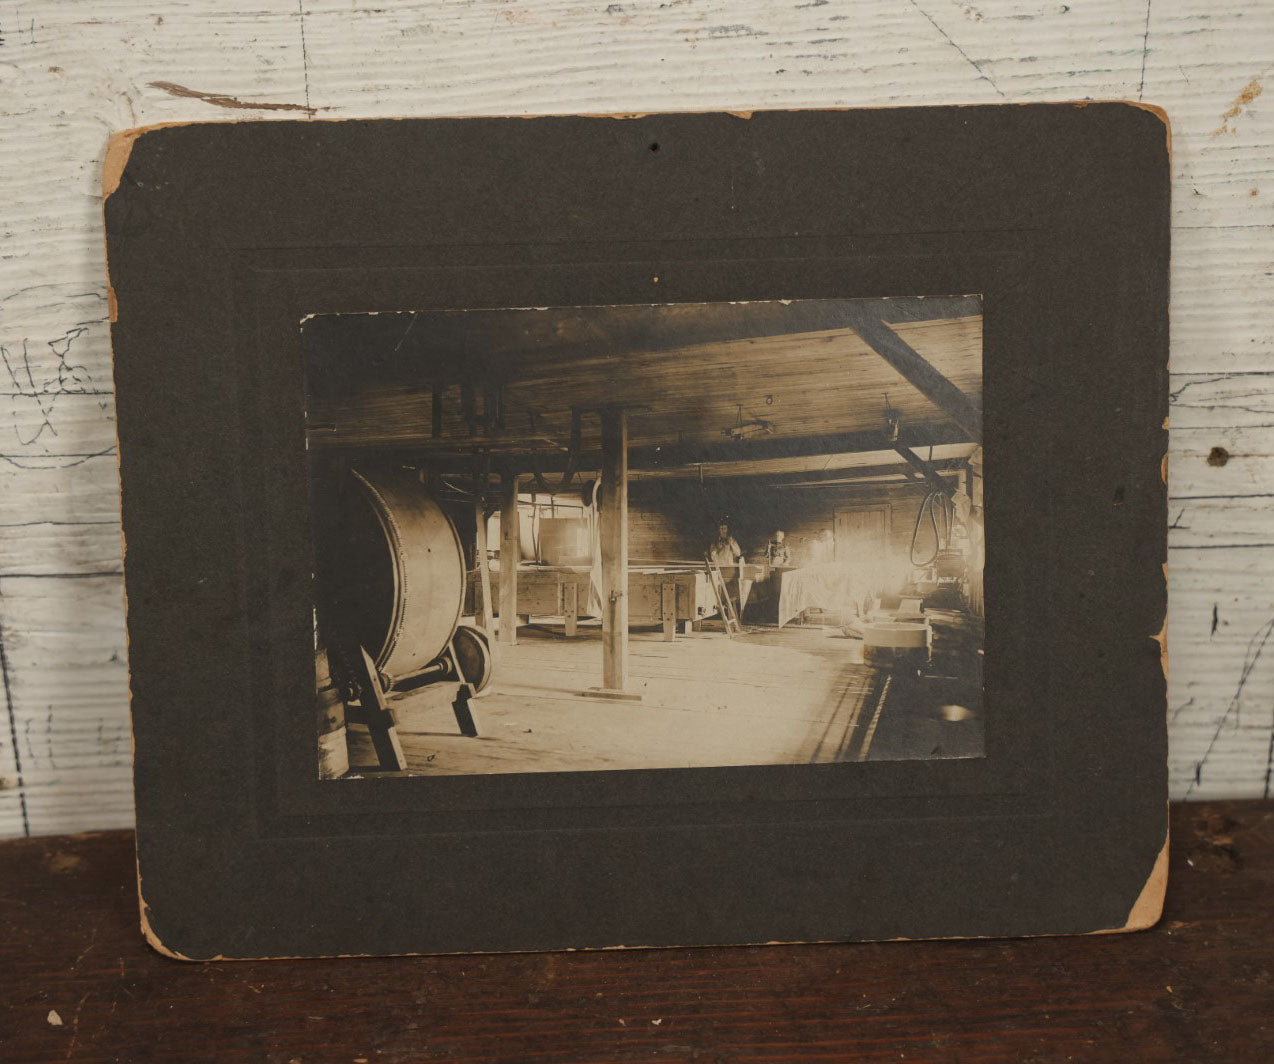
<box><xmin>626</xmin><ymin>443</ymin><xmax>978</xmax><ymax>481</ymax></box>
<box><xmin>306</xmin><ymin>309</ymin><xmax>982</xmax><ymax>466</ymax></box>
<box><xmin>300</xmin><ymin>296</ymin><xmax>983</xmax><ymax>402</ymax></box>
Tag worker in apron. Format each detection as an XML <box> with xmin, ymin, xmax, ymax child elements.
<box><xmin>709</xmin><ymin>522</ymin><xmax>745</xmax><ymax>616</ymax></box>
<box><xmin>765</xmin><ymin>529</ymin><xmax>791</xmax><ymax>566</ymax></box>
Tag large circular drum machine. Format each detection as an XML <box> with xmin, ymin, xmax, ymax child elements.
<box><xmin>330</xmin><ymin>468</ymin><xmax>494</xmax><ymax>696</ymax></box>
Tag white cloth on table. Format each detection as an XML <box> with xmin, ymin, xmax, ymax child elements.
<box><xmin>777</xmin><ymin>561</ymin><xmax>870</xmax><ymax>628</ymax></box>
<box><xmin>805</xmin><ymin>537</ymin><xmax>834</xmax><ymax>565</ymax></box>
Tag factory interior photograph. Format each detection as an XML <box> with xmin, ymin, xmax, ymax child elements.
<box><xmin>306</xmin><ymin>297</ymin><xmax>985</xmax><ymax>779</ymax></box>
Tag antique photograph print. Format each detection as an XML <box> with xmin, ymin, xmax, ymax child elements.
<box><xmin>307</xmin><ymin>297</ymin><xmax>984</xmax><ymax>779</ymax></box>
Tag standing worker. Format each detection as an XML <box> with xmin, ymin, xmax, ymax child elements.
<box><xmin>766</xmin><ymin>529</ymin><xmax>790</xmax><ymax>566</ymax></box>
<box><xmin>709</xmin><ymin>521</ymin><xmax>746</xmax><ymax>617</ymax></box>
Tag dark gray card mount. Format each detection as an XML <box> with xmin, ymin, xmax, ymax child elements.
<box><xmin>104</xmin><ymin>104</ymin><xmax>1168</xmax><ymax>960</ymax></box>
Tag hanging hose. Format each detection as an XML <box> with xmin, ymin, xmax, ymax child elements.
<box><xmin>910</xmin><ymin>490</ymin><xmax>951</xmax><ymax>568</ymax></box>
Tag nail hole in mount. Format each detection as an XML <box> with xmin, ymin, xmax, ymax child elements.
<box><xmin>1207</xmin><ymin>446</ymin><xmax>1230</xmax><ymax>467</ymax></box>
<box><xmin>649</xmin><ymin>142</ymin><xmax>660</xmax><ymax>152</ymax></box>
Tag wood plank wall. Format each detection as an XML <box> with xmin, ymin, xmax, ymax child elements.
<box><xmin>1</xmin><ymin>2</ymin><xmax>1272</xmax><ymax>835</ymax></box>
<box><xmin>771</xmin><ymin>483</ymin><xmax>950</xmax><ymax>570</ymax></box>
<box><xmin>628</xmin><ymin>486</ymin><xmax>709</xmax><ymax>563</ymax></box>
<box><xmin>628</xmin><ymin>478</ymin><xmax>952</xmax><ymax>572</ymax></box>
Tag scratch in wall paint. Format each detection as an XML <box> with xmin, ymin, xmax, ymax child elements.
<box><xmin>1188</xmin><ymin>615</ymin><xmax>1274</xmax><ymax>797</ymax></box>
<box><xmin>1137</xmin><ymin>0</ymin><xmax>1152</xmax><ymax>101</ymax></box>
<box><xmin>1</xmin><ymin>341</ymin><xmax>56</xmax><ymax>445</ymax></box>
<box><xmin>297</xmin><ymin>0</ymin><xmax>313</xmax><ymax>115</ymax></box>
<box><xmin>705</xmin><ymin>25</ymin><xmax>767</xmax><ymax>38</ymax></box>
<box><xmin>906</xmin><ymin>0</ymin><xmax>1006</xmax><ymax>99</ymax></box>
<box><xmin>1265</xmin><ymin>703</ymin><xmax>1274</xmax><ymax>798</ymax></box>
<box><xmin>0</xmin><ymin>321</ymin><xmax>107</xmax><ymax>449</ymax></box>
<box><xmin>148</xmin><ymin>80</ymin><xmax>318</xmax><ymax>115</ymax></box>
<box><xmin>1170</xmin><ymin>370</ymin><xmax>1274</xmax><ymax>416</ymax></box>
<box><xmin>0</xmin><ymin>613</ymin><xmax>29</xmax><ymax>837</ymax></box>
<box><xmin>1171</xmin><ymin>697</ymin><xmax>1196</xmax><ymax>723</ymax></box>
<box><xmin>0</xmin><ymin>447</ymin><xmax>116</xmax><ymax>471</ymax></box>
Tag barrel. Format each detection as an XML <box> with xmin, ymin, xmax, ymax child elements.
<box><xmin>336</xmin><ymin>469</ymin><xmax>466</xmax><ymax>682</ymax></box>
<box><xmin>539</xmin><ymin>516</ymin><xmax>591</xmax><ymax>566</ymax></box>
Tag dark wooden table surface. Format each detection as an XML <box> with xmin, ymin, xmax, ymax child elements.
<box><xmin>2</xmin><ymin>801</ymin><xmax>1271</xmax><ymax>1064</ymax></box>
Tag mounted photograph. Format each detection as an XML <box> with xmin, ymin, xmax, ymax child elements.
<box><xmin>106</xmin><ymin>108</ymin><xmax>1170</xmax><ymax>959</ymax></box>
<box><xmin>305</xmin><ymin>296</ymin><xmax>985</xmax><ymax>778</ymax></box>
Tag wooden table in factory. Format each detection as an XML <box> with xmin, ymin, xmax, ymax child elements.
<box><xmin>467</xmin><ymin>563</ymin><xmax>765</xmax><ymax>639</ymax></box>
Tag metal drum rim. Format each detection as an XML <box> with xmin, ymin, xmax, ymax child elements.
<box><xmin>349</xmin><ymin>468</ymin><xmax>465</xmax><ymax>678</ymax></box>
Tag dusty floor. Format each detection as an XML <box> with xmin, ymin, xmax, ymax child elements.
<box><xmin>346</xmin><ymin>618</ymin><xmax>983</xmax><ymax>776</ymax></box>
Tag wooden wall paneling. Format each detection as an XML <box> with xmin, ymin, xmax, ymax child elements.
<box><xmin>0</xmin><ymin>461</ymin><xmax>122</xmax><ymax>578</ymax></box>
<box><xmin>1</xmin><ymin>0</ymin><xmax>1272</xmax><ymax>834</ymax></box>
<box><xmin>0</xmin><ymin>575</ymin><xmax>132</xmax><ymax>837</ymax></box>
<box><xmin>627</xmin><ymin>488</ymin><xmax>711</xmax><ymax>563</ymax></box>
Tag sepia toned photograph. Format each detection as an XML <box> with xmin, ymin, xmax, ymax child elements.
<box><xmin>307</xmin><ymin>297</ymin><xmax>985</xmax><ymax>778</ymax></box>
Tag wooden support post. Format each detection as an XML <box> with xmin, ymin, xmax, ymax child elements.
<box><xmin>599</xmin><ymin>407</ymin><xmax>633</xmax><ymax>694</ymax></box>
<box><xmin>660</xmin><ymin>581</ymin><xmax>677</xmax><ymax>642</ymax></box>
<box><xmin>562</xmin><ymin>580</ymin><xmax>578</xmax><ymax>638</ymax></box>
<box><xmin>474</xmin><ymin>502</ymin><xmax>493</xmax><ymax>636</ymax></box>
<box><xmin>499</xmin><ymin>471</ymin><xmax>519</xmax><ymax>645</ymax></box>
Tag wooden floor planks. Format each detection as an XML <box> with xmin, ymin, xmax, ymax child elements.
<box><xmin>347</xmin><ymin>623</ymin><xmax>981</xmax><ymax>776</ymax></box>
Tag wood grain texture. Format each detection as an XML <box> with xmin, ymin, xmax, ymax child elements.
<box><xmin>0</xmin><ymin>801</ymin><xmax>1270</xmax><ymax>1062</ymax></box>
<box><xmin>306</xmin><ymin>317</ymin><xmax>981</xmax><ymax>454</ymax></box>
<box><xmin>1</xmin><ymin>0</ymin><xmax>1271</xmax><ymax>836</ymax></box>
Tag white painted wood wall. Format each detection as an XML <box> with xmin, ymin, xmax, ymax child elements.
<box><xmin>0</xmin><ymin>0</ymin><xmax>1270</xmax><ymax>837</ymax></box>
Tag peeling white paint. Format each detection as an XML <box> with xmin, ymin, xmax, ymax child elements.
<box><xmin>0</xmin><ymin>0</ymin><xmax>1272</xmax><ymax>837</ymax></box>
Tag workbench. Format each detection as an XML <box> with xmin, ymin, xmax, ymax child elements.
<box><xmin>1</xmin><ymin>801</ymin><xmax>1270</xmax><ymax>1063</ymax></box>
<box><xmin>467</xmin><ymin>563</ymin><xmax>723</xmax><ymax>638</ymax></box>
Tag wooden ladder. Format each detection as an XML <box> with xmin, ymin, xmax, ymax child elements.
<box><xmin>704</xmin><ymin>555</ymin><xmax>743</xmax><ymax>636</ymax></box>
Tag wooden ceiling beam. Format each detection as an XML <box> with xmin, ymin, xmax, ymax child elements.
<box><xmin>765</xmin><ymin>457</ymin><xmax>966</xmax><ymax>488</ymax></box>
<box><xmin>511</xmin><ymin>423</ymin><xmax>971</xmax><ymax>475</ymax></box>
<box><xmin>302</xmin><ymin>298</ymin><xmax>983</xmax><ymax>399</ymax></box>
<box><xmin>637</xmin><ymin>456</ymin><xmax>968</xmax><ymax>487</ymax></box>
<box><xmin>894</xmin><ymin>445</ymin><xmax>957</xmax><ymax>495</ymax></box>
<box><xmin>851</xmin><ymin>319</ymin><xmax>983</xmax><ymax>441</ymax></box>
